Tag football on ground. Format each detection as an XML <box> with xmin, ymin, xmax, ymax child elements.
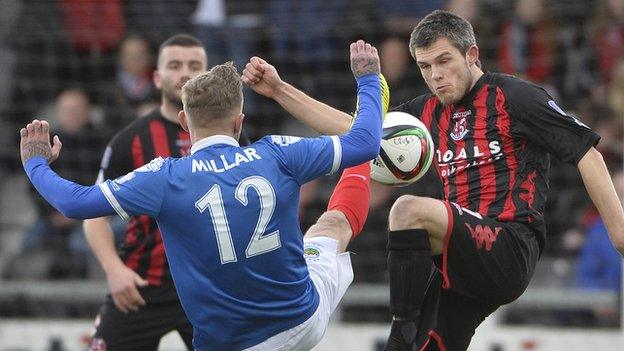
<box><xmin>370</xmin><ymin>111</ymin><xmax>434</xmax><ymax>186</ymax></box>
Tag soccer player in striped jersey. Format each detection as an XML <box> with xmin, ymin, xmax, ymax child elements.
<box><xmin>241</xmin><ymin>11</ymin><xmax>624</xmax><ymax>351</ymax></box>
<box><xmin>20</xmin><ymin>40</ymin><xmax>383</xmax><ymax>351</ymax></box>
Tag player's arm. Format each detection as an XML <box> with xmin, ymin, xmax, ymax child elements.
<box><xmin>338</xmin><ymin>40</ymin><xmax>383</xmax><ymax>168</ymax></box>
<box><xmin>83</xmin><ymin>141</ymin><xmax>148</xmax><ymax>312</ymax></box>
<box><xmin>21</xmin><ymin>120</ymin><xmax>163</xmax><ymax>220</ymax></box>
<box><xmin>577</xmin><ymin>148</ymin><xmax>624</xmax><ymax>255</ymax></box>
<box><xmin>84</xmin><ymin>217</ymin><xmax>148</xmax><ymax>312</ymax></box>
<box><xmin>504</xmin><ymin>79</ymin><xmax>624</xmax><ymax>255</ymax></box>
<box><xmin>20</xmin><ymin>120</ymin><xmax>116</xmax><ymax>219</ymax></box>
<box><xmin>242</xmin><ymin>56</ymin><xmax>389</xmax><ymax>135</ymax></box>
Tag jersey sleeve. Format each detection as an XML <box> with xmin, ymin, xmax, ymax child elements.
<box><xmin>99</xmin><ymin>157</ymin><xmax>168</xmax><ymax>220</ymax></box>
<box><xmin>505</xmin><ymin>79</ymin><xmax>601</xmax><ymax>165</ymax></box>
<box><xmin>264</xmin><ymin>135</ymin><xmax>339</xmax><ymax>185</ymax></box>
<box><xmin>96</xmin><ymin>132</ymin><xmax>134</xmax><ymax>185</ymax></box>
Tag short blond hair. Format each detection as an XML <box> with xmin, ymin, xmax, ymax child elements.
<box><xmin>181</xmin><ymin>62</ymin><xmax>242</xmax><ymax>127</ymax></box>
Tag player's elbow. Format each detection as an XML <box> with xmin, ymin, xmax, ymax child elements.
<box><xmin>612</xmin><ymin>235</ymin><xmax>624</xmax><ymax>254</ymax></box>
<box><xmin>55</xmin><ymin>199</ymin><xmax>85</xmax><ymax>219</ymax></box>
<box><xmin>363</xmin><ymin>144</ymin><xmax>381</xmax><ymax>162</ymax></box>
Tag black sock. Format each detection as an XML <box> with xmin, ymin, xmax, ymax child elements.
<box><xmin>385</xmin><ymin>229</ymin><xmax>432</xmax><ymax>350</ymax></box>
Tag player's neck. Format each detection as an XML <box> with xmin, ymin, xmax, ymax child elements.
<box><xmin>190</xmin><ymin>128</ymin><xmax>238</xmax><ymax>145</ymax></box>
<box><xmin>160</xmin><ymin>101</ymin><xmax>182</xmax><ymax>124</ymax></box>
<box><xmin>469</xmin><ymin>67</ymin><xmax>484</xmax><ymax>91</ymax></box>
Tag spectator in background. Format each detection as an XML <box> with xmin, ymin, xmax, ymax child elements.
<box><xmin>576</xmin><ymin>170</ymin><xmax>624</xmax><ymax>291</ymax></box>
<box><xmin>124</xmin><ymin>0</ymin><xmax>196</xmax><ymax>45</ymax></box>
<box><xmin>58</xmin><ymin>0</ymin><xmax>124</xmax><ymax>101</ymax></box>
<box><xmin>379</xmin><ymin>35</ymin><xmax>428</xmax><ymax>105</ymax></box>
<box><xmin>607</xmin><ymin>54</ymin><xmax>624</xmax><ymax>119</ymax></box>
<box><xmin>592</xmin><ymin>0</ymin><xmax>624</xmax><ymax>84</ymax></box>
<box><xmin>375</xmin><ymin>0</ymin><xmax>444</xmax><ymax>35</ymax></box>
<box><xmin>497</xmin><ymin>0</ymin><xmax>558</xmax><ymax>85</ymax></box>
<box><xmin>114</xmin><ymin>35</ymin><xmax>157</xmax><ymax>111</ymax></box>
<box><xmin>193</xmin><ymin>0</ymin><xmax>266</xmax><ymax>111</ymax></box>
<box><xmin>14</xmin><ymin>88</ymin><xmax>107</xmax><ymax>278</ymax></box>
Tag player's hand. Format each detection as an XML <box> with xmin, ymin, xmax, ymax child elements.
<box><xmin>350</xmin><ymin>40</ymin><xmax>380</xmax><ymax>79</ymax></box>
<box><xmin>19</xmin><ymin>119</ymin><xmax>62</xmax><ymax>165</ymax></box>
<box><xmin>241</xmin><ymin>56</ymin><xmax>285</xmax><ymax>99</ymax></box>
<box><xmin>105</xmin><ymin>262</ymin><xmax>148</xmax><ymax>313</ymax></box>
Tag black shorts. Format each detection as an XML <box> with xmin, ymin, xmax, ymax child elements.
<box><xmin>87</xmin><ymin>290</ymin><xmax>193</xmax><ymax>351</ymax></box>
<box><xmin>416</xmin><ymin>201</ymin><xmax>540</xmax><ymax>351</ymax></box>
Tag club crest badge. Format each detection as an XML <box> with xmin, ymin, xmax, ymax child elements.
<box><xmin>450</xmin><ymin>116</ymin><xmax>469</xmax><ymax>141</ymax></box>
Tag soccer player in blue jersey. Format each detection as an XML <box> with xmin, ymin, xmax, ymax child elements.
<box><xmin>20</xmin><ymin>40</ymin><xmax>383</xmax><ymax>351</ymax></box>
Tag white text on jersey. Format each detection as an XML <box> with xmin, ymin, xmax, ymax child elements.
<box><xmin>192</xmin><ymin>148</ymin><xmax>262</xmax><ymax>173</ymax></box>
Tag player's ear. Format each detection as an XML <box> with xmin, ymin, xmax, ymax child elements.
<box><xmin>178</xmin><ymin>110</ymin><xmax>190</xmax><ymax>132</ymax></box>
<box><xmin>153</xmin><ymin>70</ymin><xmax>163</xmax><ymax>89</ymax></box>
<box><xmin>234</xmin><ymin>113</ymin><xmax>244</xmax><ymax>136</ymax></box>
<box><xmin>466</xmin><ymin>45</ymin><xmax>479</xmax><ymax>67</ymax></box>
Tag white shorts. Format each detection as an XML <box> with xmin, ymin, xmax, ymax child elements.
<box><xmin>244</xmin><ymin>237</ymin><xmax>354</xmax><ymax>351</ymax></box>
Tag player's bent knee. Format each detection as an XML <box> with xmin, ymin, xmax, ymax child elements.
<box><xmin>305</xmin><ymin>211</ymin><xmax>352</xmax><ymax>252</ymax></box>
<box><xmin>388</xmin><ymin>195</ymin><xmax>431</xmax><ymax>231</ymax></box>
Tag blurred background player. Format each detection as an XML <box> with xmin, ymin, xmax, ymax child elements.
<box><xmin>82</xmin><ymin>34</ymin><xmax>208</xmax><ymax>350</ymax></box>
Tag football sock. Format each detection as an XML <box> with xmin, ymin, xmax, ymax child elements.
<box><xmin>327</xmin><ymin>162</ymin><xmax>371</xmax><ymax>239</ymax></box>
<box><xmin>385</xmin><ymin>229</ymin><xmax>432</xmax><ymax>351</ymax></box>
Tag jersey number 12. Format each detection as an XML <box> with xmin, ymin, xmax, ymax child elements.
<box><xmin>195</xmin><ymin>176</ymin><xmax>281</xmax><ymax>264</ymax></box>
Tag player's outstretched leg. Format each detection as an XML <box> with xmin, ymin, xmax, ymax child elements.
<box><xmin>305</xmin><ymin>162</ymin><xmax>371</xmax><ymax>250</ymax></box>
<box><xmin>384</xmin><ymin>196</ymin><xmax>446</xmax><ymax>351</ymax></box>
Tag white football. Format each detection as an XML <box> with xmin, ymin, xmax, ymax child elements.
<box><xmin>370</xmin><ymin>111</ymin><xmax>434</xmax><ymax>186</ymax></box>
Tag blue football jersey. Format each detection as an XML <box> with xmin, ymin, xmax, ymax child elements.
<box><xmin>100</xmin><ymin>134</ymin><xmax>341</xmax><ymax>350</ymax></box>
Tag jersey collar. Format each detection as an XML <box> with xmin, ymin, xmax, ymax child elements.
<box><xmin>191</xmin><ymin>135</ymin><xmax>240</xmax><ymax>155</ymax></box>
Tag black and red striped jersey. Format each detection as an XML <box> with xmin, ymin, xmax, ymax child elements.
<box><xmin>393</xmin><ymin>72</ymin><xmax>600</xmax><ymax>250</ymax></box>
<box><xmin>96</xmin><ymin>108</ymin><xmax>191</xmax><ymax>296</ymax></box>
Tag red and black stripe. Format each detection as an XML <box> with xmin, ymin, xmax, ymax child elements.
<box><xmin>117</xmin><ymin>111</ymin><xmax>189</xmax><ymax>286</ymax></box>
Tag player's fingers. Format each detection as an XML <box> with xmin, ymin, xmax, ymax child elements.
<box><xmin>121</xmin><ymin>289</ymin><xmax>140</xmax><ymax>311</ymax></box>
<box><xmin>252</xmin><ymin>56</ymin><xmax>268</xmax><ymax>65</ymax></box>
<box><xmin>371</xmin><ymin>46</ymin><xmax>378</xmax><ymax>56</ymax></box>
<box><xmin>135</xmin><ymin>275</ymin><xmax>149</xmax><ymax>287</ymax></box>
<box><xmin>19</xmin><ymin>128</ymin><xmax>27</xmax><ymax>138</ymax></box>
<box><xmin>128</xmin><ymin>288</ymin><xmax>146</xmax><ymax>308</ymax></box>
<box><xmin>242</xmin><ymin>69</ymin><xmax>259</xmax><ymax>84</ymax></box>
<box><xmin>33</xmin><ymin>120</ymin><xmax>42</xmax><ymax>135</ymax></box>
<box><xmin>51</xmin><ymin>135</ymin><xmax>62</xmax><ymax>157</ymax></box>
<box><xmin>41</xmin><ymin>120</ymin><xmax>50</xmax><ymax>136</ymax></box>
<box><xmin>356</xmin><ymin>40</ymin><xmax>365</xmax><ymax>52</ymax></box>
<box><xmin>241</xmin><ymin>74</ymin><xmax>254</xmax><ymax>86</ymax></box>
<box><xmin>245</xmin><ymin>63</ymin><xmax>263</xmax><ymax>79</ymax></box>
<box><xmin>26</xmin><ymin>122</ymin><xmax>35</xmax><ymax>136</ymax></box>
<box><xmin>350</xmin><ymin>42</ymin><xmax>357</xmax><ymax>56</ymax></box>
<box><xmin>365</xmin><ymin>43</ymin><xmax>372</xmax><ymax>52</ymax></box>
<box><xmin>112</xmin><ymin>294</ymin><xmax>129</xmax><ymax>313</ymax></box>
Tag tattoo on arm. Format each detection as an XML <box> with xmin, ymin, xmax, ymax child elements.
<box><xmin>21</xmin><ymin>140</ymin><xmax>52</xmax><ymax>164</ymax></box>
<box><xmin>351</xmin><ymin>57</ymin><xmax>380</xmax><ymax>78</ymax></box>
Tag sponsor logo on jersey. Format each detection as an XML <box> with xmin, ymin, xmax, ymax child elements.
<box><xmin>465</xmin><ymin>223</ymin><xmax>502</xmax><ymax>251</ymax></box>
<box><xmin>271</xmin><ymin>135</ymin><xmax>302</xmax><ymax>146</ymax></box>
<box><xmin>548</xmin><ymin>100</ymin><xmax>588</xmax><ymax>128</ymax></box>
<box><xmin>303</xmin><ymin>246</ymin><xmax>322</xmax><ymax>260</ymax></box>
<box><xmin>437</xmin><ymin>141</ymin><xmax>503</xmax><ymax>177</ymax></box>
<box><xmin>135</xmin><ymin>157</ymin><xmax>165</xmax><ymax>172</ymax></box>
<box><xmin>114</xmin><ymin>172</ymin><xmax>136</xmax><ymax>185</ymax></box>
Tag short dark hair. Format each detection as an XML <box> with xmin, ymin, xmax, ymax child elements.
<box><xmin>158</xmin><ymin>34</ymin><xmax>204</xmax><ymax>59</ymax></box>
<box><xmin>409</xmin><ymin>10</ymin><xmax>477</xmax><ymax>59</ymax></box>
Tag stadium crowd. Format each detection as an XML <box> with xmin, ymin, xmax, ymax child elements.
<box><xmin>0</xmin><ymin>0</ymin><xmax>621</xmax><ymax>327</ymax></box>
